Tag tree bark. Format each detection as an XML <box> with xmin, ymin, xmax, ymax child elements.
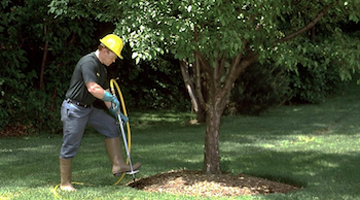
<box><xmin>203</xmin><ymin>105</ymin><xmax>222</xmax><ymax>174</ymax></box>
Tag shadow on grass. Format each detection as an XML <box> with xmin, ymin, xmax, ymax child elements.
<box><xmin>222</xmin><ymin>145</ymin><xmax>360</xmax><ymax>197</ymax></box>
<box><xmin>1</xmin><ymin>81</ymin><xmax>360</xmax><ymax>199</ymax></box>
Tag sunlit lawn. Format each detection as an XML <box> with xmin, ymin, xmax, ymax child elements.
<box><xmin>1</xmin><ymin>82</ymin><xmax>360</xmax><ymax>199</ymax></box>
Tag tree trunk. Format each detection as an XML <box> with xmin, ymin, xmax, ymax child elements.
<box><xmin>197</xmin><ymin>49</ymin><xmax>259</xmax><ymax>174</ymax></box>
<box><xmin>203</xmin><ymin>105</ymin><xmax>222</xmax><ymax>174</ymax></box>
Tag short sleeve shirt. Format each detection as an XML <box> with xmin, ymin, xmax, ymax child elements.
<box><xmin>65</xmin><ymin>52</ymin><xmax>109</xmax><ymax>105</ymax></box>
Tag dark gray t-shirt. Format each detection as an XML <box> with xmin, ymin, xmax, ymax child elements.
<box><xmin>65</xmin><ymin>52</ymin><xmax>109</xmax><ymax>105</ymax></box>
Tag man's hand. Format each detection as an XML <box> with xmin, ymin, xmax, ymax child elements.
<box><xmin>102</xmin><ymin>91</ymin><xmax>120</xmax><ymax>114</ymax></box>
<box><xmin>119</xmin><ymin>113</ymin><xmax>129</xmax><ymax>124</ymax></box>
<box><xmin>102</xmin><ymin>91</ymin><xmax>129</xmax><ymax>125</ymax></box>
<box><xmin>109</xmin><ymin>109</ymin><xmax>129</xmax><ymax>126</ymax></box>
<box><xmin>109</xmin><ymin>104</ymin><xmax>120</xmax><ymax>116</ymax></box>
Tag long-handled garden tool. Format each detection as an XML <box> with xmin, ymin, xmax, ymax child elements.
<box><xmin>110</xmin><ymin>78</ymin><xmax>139</xmax><ymax>185</ymax></box>
<box><xmin>116</xmin><ymin>111</ymin><xmax>139</xmax><ymax>182</ymax></box>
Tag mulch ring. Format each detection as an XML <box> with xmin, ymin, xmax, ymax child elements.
<box><xmin>127</xmin><ymin>170</ymin><xmax>301</xmax><ymax>197</ymax></box>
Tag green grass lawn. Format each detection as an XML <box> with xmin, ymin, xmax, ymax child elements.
<box><xmin>1</xmin><ymin>82</ymin><xmax>360</xmax><ymax>200</ymax></box>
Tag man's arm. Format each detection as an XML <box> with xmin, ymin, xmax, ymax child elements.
<box><xmin>86</xmin><ymin>81</ymin><xmax>112</xmax><ymax>109</ymax></box>
<box><xmin>86</xmin><ymin>81</ymin><xmax>127</xmax><ymax>122</ymax></box>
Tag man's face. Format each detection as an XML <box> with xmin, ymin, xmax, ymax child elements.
<box><xmin>102</xmin><ymin>48</ymin><xmax>117</xmax><ymax>66</ymax></box>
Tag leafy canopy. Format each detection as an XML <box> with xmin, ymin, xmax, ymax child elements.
<box><xmin>116</xmin><ymin>0</ymin><xmax>360</xmax><ymax>80</ymax></box>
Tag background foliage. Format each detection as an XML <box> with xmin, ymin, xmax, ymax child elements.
<box><xmin>1</xmin><ymin>0</ymin><xmax>96</xmax><ymax>132</ymax></box>
<box><xmin>1</xmin><ymin>0</ymin><xmax>360</xmax><ymax>134</ymax></box>
<box><xmin>0</xmin><ymin>0</ymin><xmax>188</xmax><ymax>133</ymax></box>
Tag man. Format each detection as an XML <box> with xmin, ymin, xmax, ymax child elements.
<box><xmin>59</xmin><ymin>34</ymin><xmax>141</xmax><ymax>191</ymax></box>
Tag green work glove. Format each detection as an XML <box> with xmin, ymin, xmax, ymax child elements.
<box><xmin>119</xmin><ymin>113</ymin><xmax>129</xmax><ymax>125</ymax></box>
<box><xmin>109</xmin><ymin>109</ymin><xmax>129</xmax><ymax>126</ymax></box>
<box><xmin>102</xmin><ymin>91</ymin><xmax>118</xmax><ymax>102</ymax></box>
<box><xmin>102</xmin><ymin>91</ymin><xmax>120</xmax><ymax>114</ymax></box>
<box><xmin>102</xmin><ymin>91</ymin><xmax>128</xmax><ymax>125</ymax></box>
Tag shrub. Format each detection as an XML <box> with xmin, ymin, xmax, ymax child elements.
<box><xmin>227</xmin><ymin>62</ymin><xmax>291</xmax><ymax>116</ymax></box>
<box><xmin>288</xmin><ymin>63</ymin><xmax>341</xmax><ymax>104</ymax></box>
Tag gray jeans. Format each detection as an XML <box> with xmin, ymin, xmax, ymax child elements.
<box><xmin>60</xmin><ymin>100</ymin><xmax>120</xmax><ymax>158</ymax></box>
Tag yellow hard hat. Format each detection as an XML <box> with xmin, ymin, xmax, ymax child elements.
<box><xmin>99</xmin><ymin>34</ymin><xmax>124</xmax><ymax>59</ymax></box>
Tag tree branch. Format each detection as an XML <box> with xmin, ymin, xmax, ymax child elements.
<box><xmin>217</xmin><ymin>52</ymin><xmax>226</xmax><ymax>85</ymax></box>
<box><xmin>194</xmin><ymin>50</ymin><xmax>207</xmax><ymax>111</ymax></box>
<box><xmin>180</xmin><ymin>60</ymin><xmax>199</xmax><ymax>112</ymax></box>
<box><xmin>276</xmin><ymin>3</ymin><xmax>334</xmax><ymax>44</ymax></box>
<box><xmin>220</xmin><ymin>49</ymin><xmax>258</xmax><ymax>101</ymax></box>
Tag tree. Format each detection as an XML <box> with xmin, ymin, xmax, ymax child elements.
<box><xmin>116</xmin><ymin>0</ymin><xmax>360</xmax><ymax>174</ymax></box>
<box><xmin>49</xmin><ymin>0</ymin><xmax>360</xmax><ymax>174</ymax></box>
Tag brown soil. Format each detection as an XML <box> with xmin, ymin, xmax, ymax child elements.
<box><xmin>127</xmin><ymin>170</ymin><xmax>301</xmax><ymax>197</ymax></box>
